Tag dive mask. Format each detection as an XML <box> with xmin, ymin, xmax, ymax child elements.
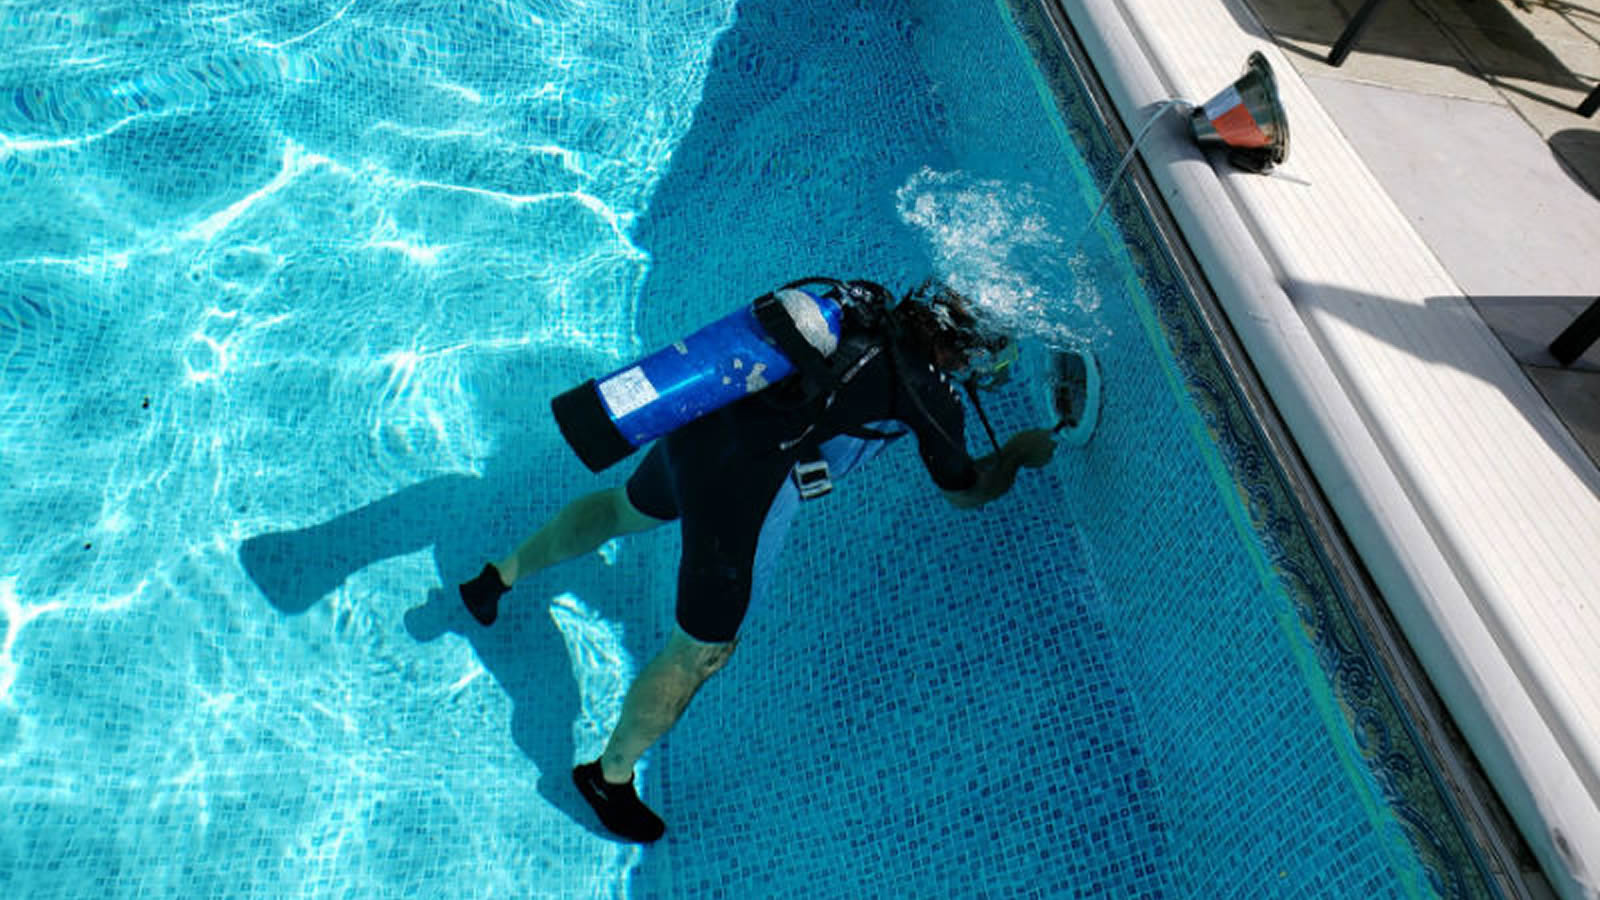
<box><xmin>961</xmin><ymin>337</ymin><xmax>1019</xmax><ymax>390</ymax></box>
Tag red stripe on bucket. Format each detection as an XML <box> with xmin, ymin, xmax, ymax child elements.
<box><xmin>1210</xmin><ymin>105</ymin><xmax>1269</xmax><ymax>149</ymax></box>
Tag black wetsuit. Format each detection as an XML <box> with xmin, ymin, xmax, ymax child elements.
<box><xmin>625</xmin><ymin>331</ymin><xmax>977</xmax><ymax>642</ymax></box>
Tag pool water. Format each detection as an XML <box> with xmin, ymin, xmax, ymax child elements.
<box><xmin>1</xmin><ymin>0</ymin><xmax>1495</xmax><ymax>896</ymax></box>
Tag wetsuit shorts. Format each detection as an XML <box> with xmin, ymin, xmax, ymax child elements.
<box><xmin>624</xmin><ymin>411</ymin><xmax>889</xmax><ymax>643</ymax></box>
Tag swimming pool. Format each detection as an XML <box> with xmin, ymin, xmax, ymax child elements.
<box><xmin>0</xmin><ymin>0</ymin><xmax>1502</xmax><ymax>896</ymax></box>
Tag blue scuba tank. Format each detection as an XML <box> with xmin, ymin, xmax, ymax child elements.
<box><xmin>551</xmin><ymin>285</ymin><xmax>845</xmax><ymax>472</ymax></box>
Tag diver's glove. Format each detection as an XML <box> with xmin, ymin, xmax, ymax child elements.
<box><xmin>1000</xmin><ymin>428</ymin><xmax>1057</xmax><ymax>469</ymax></box>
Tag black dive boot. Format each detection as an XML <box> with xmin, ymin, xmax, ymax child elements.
<box><xmin>573</xmin><ymin>760</ymin><xmax>665</xmax><ymax>843</ymax></box>
<box><xmin>458</xmin><ymin>563</ymin><xmax>510</xmax><ymax>626</ymax></box>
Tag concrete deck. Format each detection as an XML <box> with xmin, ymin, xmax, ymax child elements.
<box><xmin>1241</xmin><ymin>5</ymin><xmax>1600</xmax><ymax>895</ymax></box>
<box><xmin>1056</xmin><ymin>0</ymin><xmax>1600</xmax><ymax>896</ymax></box>
<box><xmin>1246</xmin><ymin>0</ymin><xmax>1600</xmax><ymax>469</ymax></box>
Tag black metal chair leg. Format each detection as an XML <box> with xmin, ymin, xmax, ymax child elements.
<box><xmin>1328</xmin><ymin>0</ymin><xmax>1390</xmax><ymax>67</ymax></box>
<box><xmin>1580</xmin><ymin>84</ymin><xmax>1600</xmax><ymax>118</ymax></box>
<box><xmin>1549</xmin><ymin>298</ymin><xmax>1600</xmax><ymax>367</ymax></box>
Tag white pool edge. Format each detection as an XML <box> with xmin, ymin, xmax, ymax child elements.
<box><xmin>1053</xmin><ymin>0</ymin><xmax>1600</xmax><ymax>896</ymax></box>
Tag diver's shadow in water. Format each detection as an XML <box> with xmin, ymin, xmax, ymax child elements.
<box><xmin>238</xmin><ymin>349</ymin><xmax>664</xmax><ymax>842</ymax></box>
<box><xmin>402</xmin><ymin>587</ymin><xmax>645</xmax><ymax>841</ymax></box>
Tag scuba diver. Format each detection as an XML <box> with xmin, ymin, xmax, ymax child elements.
<box><xmin>458</xmin><ymin>277</ymin><xmax>1058</xmax><ymax>843</ymax></box>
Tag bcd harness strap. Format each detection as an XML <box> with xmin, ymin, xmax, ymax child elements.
<box><xmin>757</xmin><ymin>274</ymin><xmax>1007</xmax><ymax>500</ymax></box>
<box><xmin>752</xmin><ymin>287</ymin><xmax>906</xmax><ymax>499</ymax></box>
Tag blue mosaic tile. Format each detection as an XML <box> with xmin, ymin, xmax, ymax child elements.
<box><xmin>0</xmin><ymin>0</ymin><xmax>1500</xmax><ymax>896</ymax></box>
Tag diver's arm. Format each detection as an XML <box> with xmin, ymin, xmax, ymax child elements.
<box><xmin>942</xmin><ymin>428</ymin><xmax>1056</xmax><ymax>509</ymax></box>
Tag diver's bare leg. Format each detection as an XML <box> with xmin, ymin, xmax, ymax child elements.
<box><xmin>571</xmin><ymin>627</ymin><xmax>735</xmax><ymax>842</ymax></box>
<box><xmin>600</xmin><ymin>627</ymin><xmax>737</xmax><ymax>782</ymax></box>
<box><xmin>496</xmin><ymin>487</ymin><xmax>665</xmax><ymax>585</ymax></box>
<box><xmin>461</xmin><ymin>486</ymin><xmax>664</xmax><ymax>626</ymax></box>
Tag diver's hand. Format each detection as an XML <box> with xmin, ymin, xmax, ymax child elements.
<box><xmin>1002</xmin><ymin>429</ymin><xmax>1057</xmax><ymax>469</ymax></box>
<box><xmin>944</xmin><ymin>429</ymin><xmax>1057</xmax><ymax>510</ymax></box>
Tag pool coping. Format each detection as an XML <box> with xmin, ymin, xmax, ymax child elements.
<box><xmin>1050</xmin><ymin>0</ymin><xmax>1600</xmax><ymax>897</ymax></box>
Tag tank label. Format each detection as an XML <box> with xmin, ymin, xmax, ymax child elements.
<box><xmin>598</xmin><ymin>367</ymin><xmax>659</xmax><ymax>419</ymax></box>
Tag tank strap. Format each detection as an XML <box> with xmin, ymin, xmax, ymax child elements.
<box><xmin>791</xmin><ymin>447</ymin><xmax>833</xmax><ymax>500</ymax></box>
<box><xmin>752</xmin><ymin>290</ymin><xmax>838</xmax><ymax>399</ymax></box>
<box><xmin>757</xmin><ymin>283</ymin><xmax>910</xmax><ymax>465</ymax></box>
<box><xmin>841</xmin><ymin>423</ymin><xmax>906</xmax><ymax>442</ymax></box>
